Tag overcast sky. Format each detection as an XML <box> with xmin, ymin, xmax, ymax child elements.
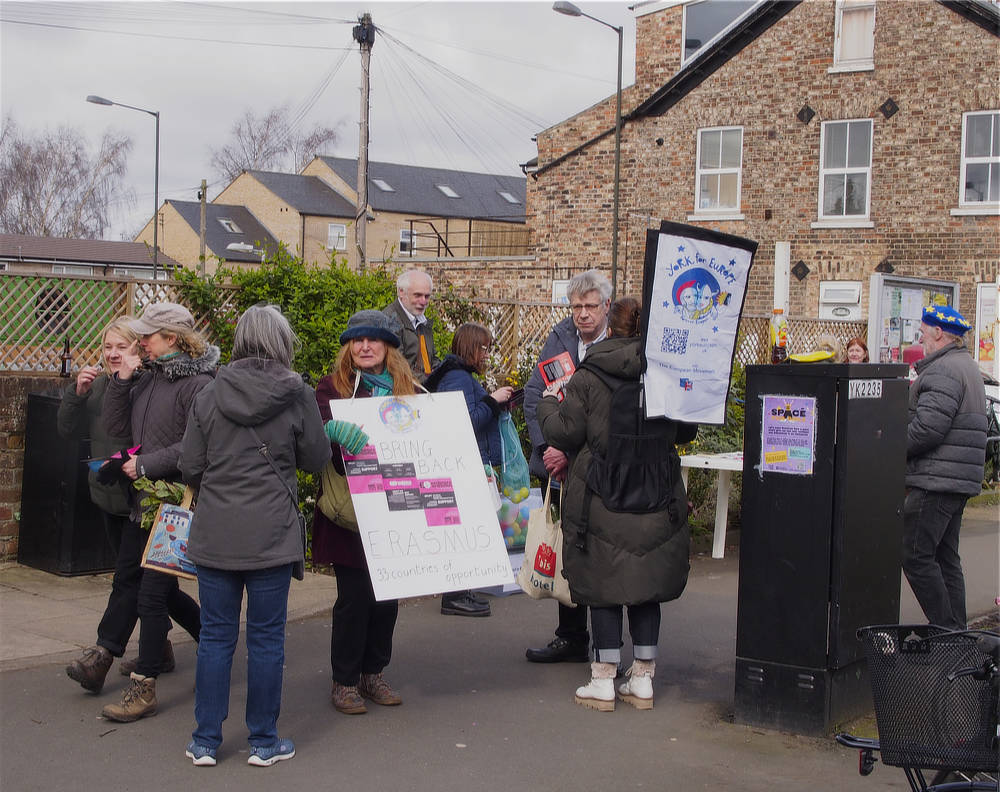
<box><xmin>1</xmin><ymin>0</ymin><xmax>644</xmax><ymax>240</ymax></box>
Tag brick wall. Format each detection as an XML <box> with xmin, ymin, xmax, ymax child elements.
<box><xmin>528</xmin><ymin>0</ymin><xmax>1000</xmax><ymax>318</ymax></box>
<box><xmin>0</xmin><ymin>373</ymin><xmax>65</xmax><ymax>561</ymax></box>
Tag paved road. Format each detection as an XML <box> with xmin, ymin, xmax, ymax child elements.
<box><xmin>0</xmin><ymin>506</ymin><xmax>995</xmax><ymax>791</ymax></box>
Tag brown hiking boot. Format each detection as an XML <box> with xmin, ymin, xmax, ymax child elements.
<box><xmin>359</xmin><ymin>672</ymin><xmax>402</xmax><ymax>706</ymax></box>
<box><xmin>101</xmin><ymin>673</ymin><xmax>157</xmax><ymax>722</ymax></box>
<box><xmin>66</xmin><ymin>645</ymin><xmax>113</xmax><ymax>693</ymax></box>
<box><xmin>119</xmin><ymin>639</ymin><xmax>175</xmax><ymax>676</ymax></box>
<box><xmin>330</xmin><ymin>682</ymin><xmax>367</xmax><ymax>714</ymax></box>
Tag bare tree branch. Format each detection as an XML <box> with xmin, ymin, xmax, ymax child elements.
<box><xmin>0</xmin><ymin>115</ymin><xmax>133</xmax><ymax>238</ymax></box>
<box><xmin>209</xmin><ymin>105</ymin><xmax>339</xmax><ymax>182</ymax></box>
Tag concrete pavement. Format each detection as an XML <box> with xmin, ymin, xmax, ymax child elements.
<box><xmin>0</xmin><ymin>504</ymin><xmax>996</xmax><ymax>791</ymax></box>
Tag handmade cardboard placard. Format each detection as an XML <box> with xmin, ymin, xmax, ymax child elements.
<box><xmin>330</xmin><ymin>391</ymin><xmax>514</xmax><ymax>601</ymax></box>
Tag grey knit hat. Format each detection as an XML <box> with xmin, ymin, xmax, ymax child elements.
<box><xmin>339</xmin><ymin>309</ymin><xmax>401</xmax><ymax>348</ymax></box>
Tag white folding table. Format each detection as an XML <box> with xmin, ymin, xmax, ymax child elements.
<box><xmin>679</xmin><ymin>452</ymin><xmax>744</xmax><ymax>559</ymax></box>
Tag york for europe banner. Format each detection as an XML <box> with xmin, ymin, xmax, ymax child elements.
<box><xmin>640</xmin><ymin>220</ymin><xmax>758</xmax><ymax>424</ymax></box>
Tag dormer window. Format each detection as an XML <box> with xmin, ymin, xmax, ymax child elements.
<box><xmin>217</xmin><ymin>218</ymin><xmax>242</xmax><ymax>233</ymax></box>
<box><xmin>832</xmin><ymin>0</ymin><xmax>875</xmax><ymax>72</ymax></box>
<box><xmin>436</xmin><ymin>185</ymin><xmax>460</xmax><ymax>198</ymax></box>
<box><xmin>373</xmin><ymin>178</ymin><xmax>394</xmax><ymax>192</ymax></box>
<box><xmin>498</xmin><ymin>191</ymin><xmax>521</xmax><ymax>204</ymax></box>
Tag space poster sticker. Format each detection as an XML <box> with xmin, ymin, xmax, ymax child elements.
<box><xmin>640</xmin><ymin>221</ymin><xmax>757</xmax><ymax>424</ymax></box>
<box><xmin>759</xmin><ymin>395</ymin><xmax>817</xmax><ymax>476</ymax></box>
<box><xmin>330</xmin><ymin>391</ymin><xmax>513</xmax><ymax>601</ymax></box>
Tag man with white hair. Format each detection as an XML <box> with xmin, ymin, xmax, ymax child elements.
<box><xmin>903</xmin><ymin>304</ymin><xmax>987</xmax><ymax>630</ymax></box>
<box><xmin>522</xmin><ymin>269</ymin><xmax>611</xmax><ymax>663</ymax></box>
<box><xmin>383</xmin><ymin>269</ymin><xmax>439</xmax><ymax>382</ymax></box>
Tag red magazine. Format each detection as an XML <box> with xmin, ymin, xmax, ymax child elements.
<box><xmin>538</xmin><ymin>351</ymin><xmax>575</xmax><ymax>400</ymax></box>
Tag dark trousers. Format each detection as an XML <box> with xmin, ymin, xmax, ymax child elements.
<box><xmin>902</xmin><ymin>488</ymin><xmax>969</xmax><ymax>630</ymax></box>
<box><xmin>590</xmin><ymin>602</ymin><xmax>661</xmax><ymax>664</ymax></box>
<box><xmin>96</xmin><ymin>514</ymin><xmax>141</xmax><ymax>657</ymax></box>
<box><xmin>331</xmin><ymin>564</ymin><xmax>398</xmax><ymax>686</ymax></box>
<box><xmin>554</xmin><ymin>602</ymin><xmax>589</xmax><ymax>645</ymax></box>
<box><xmin>135</xmin><ymin>520</ymin><xmax>202</xmax><ymax>677</ymax></box>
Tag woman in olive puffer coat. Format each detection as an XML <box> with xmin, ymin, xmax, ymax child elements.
<box><xmin>537</xmin><ymin>296</ymin><xmax>695</xmax><ymax>713</ymax></box>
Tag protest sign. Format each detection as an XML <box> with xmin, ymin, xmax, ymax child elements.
<box><xmin>330</xmin><ymin>391</ymin><xmax>514</xmax><ymax>601</ymax></box>
<box><xmin>640</xmin><ymin>220</ymin><xmax>757</xmax><ymax>424</ymax></box>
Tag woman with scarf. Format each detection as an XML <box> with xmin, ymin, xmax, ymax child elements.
<box><xmin>424</xmin><ymin>322</ymin><xmax>512</xmax><ymax>617</ymax></box>
<box><xmin>311</xmin><ymin>310</ymin><xmax>417</xmax><ymax>715</ymax></box>
<box><xmin>101</xmin><ymin>302</ymin><xmax>218</xmax><ymax>722</ymax></box>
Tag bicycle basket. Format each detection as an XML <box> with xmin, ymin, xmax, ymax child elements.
<box><xmin>859</xmin><ymin>624</ymin><xmax>999</xmax><ymax>772</ymax></box>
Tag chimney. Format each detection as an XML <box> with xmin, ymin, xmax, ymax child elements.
<box><xmin>634</xmin><ymin>2</ymin><xmax>685</xmax><ymax>95</ymax></box>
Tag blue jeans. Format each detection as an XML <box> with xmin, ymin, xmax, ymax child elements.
<box><xmin>590</xmin><ymin>602</ymin><xmax>661</xmax><ymax>665</ymax></box>
<box><xmin>193</xmin><ymin>564</ymin><xmax>292</xmax><ymax>749</ymax></box>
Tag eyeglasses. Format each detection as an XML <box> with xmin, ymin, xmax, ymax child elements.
<box><xmin>570</xmin><ymin>302</ymin><xmax>602</xmax><ymax>314</ymax></box>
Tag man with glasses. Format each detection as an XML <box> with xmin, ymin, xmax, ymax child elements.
<box><xmin>383</xmin><ymin>269</ymin><xmax>439</xmax><ymax>382</ymax></box>
<box><xmin>523</xmin><ymin>269</ymin><xmax>611</xmax><ymax>663</ymax></box>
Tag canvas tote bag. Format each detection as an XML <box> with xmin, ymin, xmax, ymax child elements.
<box><xmin>516</xmin><ymin>481</ymin><xmax>575</xmax><ymax>607</ymax></box>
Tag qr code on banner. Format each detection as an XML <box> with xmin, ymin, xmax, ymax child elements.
<box><xmin>661</xmin><ymin>327</ymin><xmax>688</xmax><ymax>355</ymax></box>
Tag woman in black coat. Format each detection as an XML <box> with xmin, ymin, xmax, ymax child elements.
<box><xmin>537</xmin><ymin>296</ymin><xmax>696</xmax><ymax>713</ymax></box>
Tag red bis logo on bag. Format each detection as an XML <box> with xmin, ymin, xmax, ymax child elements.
<box><xmin>533</xmin><ymin>542</ymin><xmax>556</xmax><ymax>578</ymax></box>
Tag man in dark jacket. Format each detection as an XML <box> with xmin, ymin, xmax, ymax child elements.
<box><xmin>522</xmin><ymin>269</ymin><xmax>611</xmax><ymax>663</ymax></box>
<box><xmin>383</xmin><ymin>269</ymin><xmax>439</xmax><ymax>382</ymax></box>
<box><xmin>903</xmin><ymin>305</ymin><xmax>987</xmax><ymax>630</ymax></box>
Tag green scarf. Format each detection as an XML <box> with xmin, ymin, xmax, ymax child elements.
<box><xmin>358</xmin><ymin>369</ymin><xmax>394</xmax><ymax>397</ymax></box>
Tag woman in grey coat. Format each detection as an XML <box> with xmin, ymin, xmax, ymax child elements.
<box><xmin>179</xmin><ymin>304</ymin><xmax>330</xmax><ymax>767</ymax></box>
<box><xmin>538</xmin><ymin>296</ymin><xmax>696</xmax><ymax>713</ymax></box>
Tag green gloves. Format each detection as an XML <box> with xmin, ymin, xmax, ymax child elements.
<box><xmin>325</xmin><ymin>419</ymin><xmax>369</xmax><ymax>455</ymax></box>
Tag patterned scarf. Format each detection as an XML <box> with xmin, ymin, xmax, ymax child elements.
<box><xmin>358</xmin><ymin>369</ymin><xmax>394</xmax><ymax>397</ymax></box>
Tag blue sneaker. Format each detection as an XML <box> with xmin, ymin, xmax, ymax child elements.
<box><xmin>247</xmin><ymin>738</ymin><xmax>295</xmax><ymax>767</ymax></box>
<box><xmin>185</xmin><ymin>741</ymin><xmax>217</xmax><ymax>767</ymax></box>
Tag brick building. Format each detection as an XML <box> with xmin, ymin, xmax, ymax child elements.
<box><xmin>527</xmin><ymin>0</ymin><xmax>999</xmax><ymax>336</ymax></box>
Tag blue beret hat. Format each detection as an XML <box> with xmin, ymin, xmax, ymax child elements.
<box><xmin>921</xmin><ymin>305</ymin><xmax>972</xmax><ymax>335</ymax></box>
<box><xmin>339</xmin><ymin>309</ymin><xmax>401</xmax><ymax>348</ymax></box>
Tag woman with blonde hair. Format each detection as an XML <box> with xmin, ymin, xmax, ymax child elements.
<box><xmin>61</xmin><ymin>317</ymin><xmax>145</xmax><ymax>693</ymax></box>
<box><xmin>101</xmin><ymin>302</ymin><xmax>218</xmax><ymax>722</ymax></box>
<box><xmin>312</xmin><ymin>310</ymin><xmax>416</xmax><ymax>715</ymax></box>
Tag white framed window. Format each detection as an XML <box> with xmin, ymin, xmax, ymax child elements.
<box><xmin>327</xmin><ymin>223</ymin><xmax>347</xmax><ymax>251</ymax></box>
<box><xmin>681</xmin><ymin>0</ymin><xmax>756</xmax><ymax>65</ymax></box>
<box><xmin>498</xmin><ymin>190</ymin><xmax>521</xmax><ymax>204</ymax></box>
<box><xmin>217</xmin><ymin>218</ymin><xmax>242</xmax><ymax>233</ymax></box>
<box><xmin>372</xmin><ymin>178</ymin><xmax>394</xmax><ymax>192</ymax></box>
<box><xmin>51</xmin><ymin>264</ymin><xmax>94</xmax><ymax>276</ymax></box>
<box><xmin>399</xmin><ymin>229</ymin><xmax>413</xmax><ymax>256</ymax></box>
<box><xmin>818</xmin><ymin>119</ymin><xmax>873</xmax><ymax>221</ymax></box>
<box><xmin>832</xmin><ymin>0</ymin><xmax>875</xmax><ymax>72</ymax></box>
<box><xmin>436</xmin><ymin>184</ymin><xmax>460</xmax><ymax>198</ymax></box>
<box><xmin>960</xmin><ymin>110</ymin><xmax>999</xmax><ymax>207</ymax></box>
<box><xmin>0</xmin><ymin>262</ymin><xmax>9</xmax><ymax>271</ymax></box>
<box><xmin>695</xmin><ymin>126</ymin><xmax>743</xmax><ymax>213</ymax></box>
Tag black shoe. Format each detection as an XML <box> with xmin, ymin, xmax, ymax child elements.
<box><xmin>468</xmin><ymin>591</ymin><xmax>488</xmax><ymax>606</ymax></box>
<box><xmin>525</xmin><ymin>637</ymin><xmax>590</xmax><ymax>663</ymax></box>
<box><xmin>441</xmin><ymin>592</ymin><xmax>491</xmax><ymax>617</ymax></box>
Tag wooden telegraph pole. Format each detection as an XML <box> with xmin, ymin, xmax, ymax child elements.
<box><xmin>198</xmin><ymin>179</ymin><xmax>207</xmax><ymax>276</ymax></box>
<box><xmin>353</xmin><ymin>13</ymin><xmax>375</xmax><ymax>271</ymax></box>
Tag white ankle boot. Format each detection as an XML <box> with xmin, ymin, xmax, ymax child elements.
<box><xmin>575</xmin><ymin>662</ymin><xmax>616</xmax><ymax>711</ymax></box>
<box><xmin>618</xmin><ymin>659</ymin><xmax>654</xmax><ymax>710</ymax></box>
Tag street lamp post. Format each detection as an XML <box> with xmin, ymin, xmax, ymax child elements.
<box><xmin>553</xmin><ymin>1</ymin><xmax>623</xmax><ymax>299</ymax></box>
<box><xmin>87</xmin><ymin>95</ymin><xmax>160</xmax><ymax>281</ymax></box>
